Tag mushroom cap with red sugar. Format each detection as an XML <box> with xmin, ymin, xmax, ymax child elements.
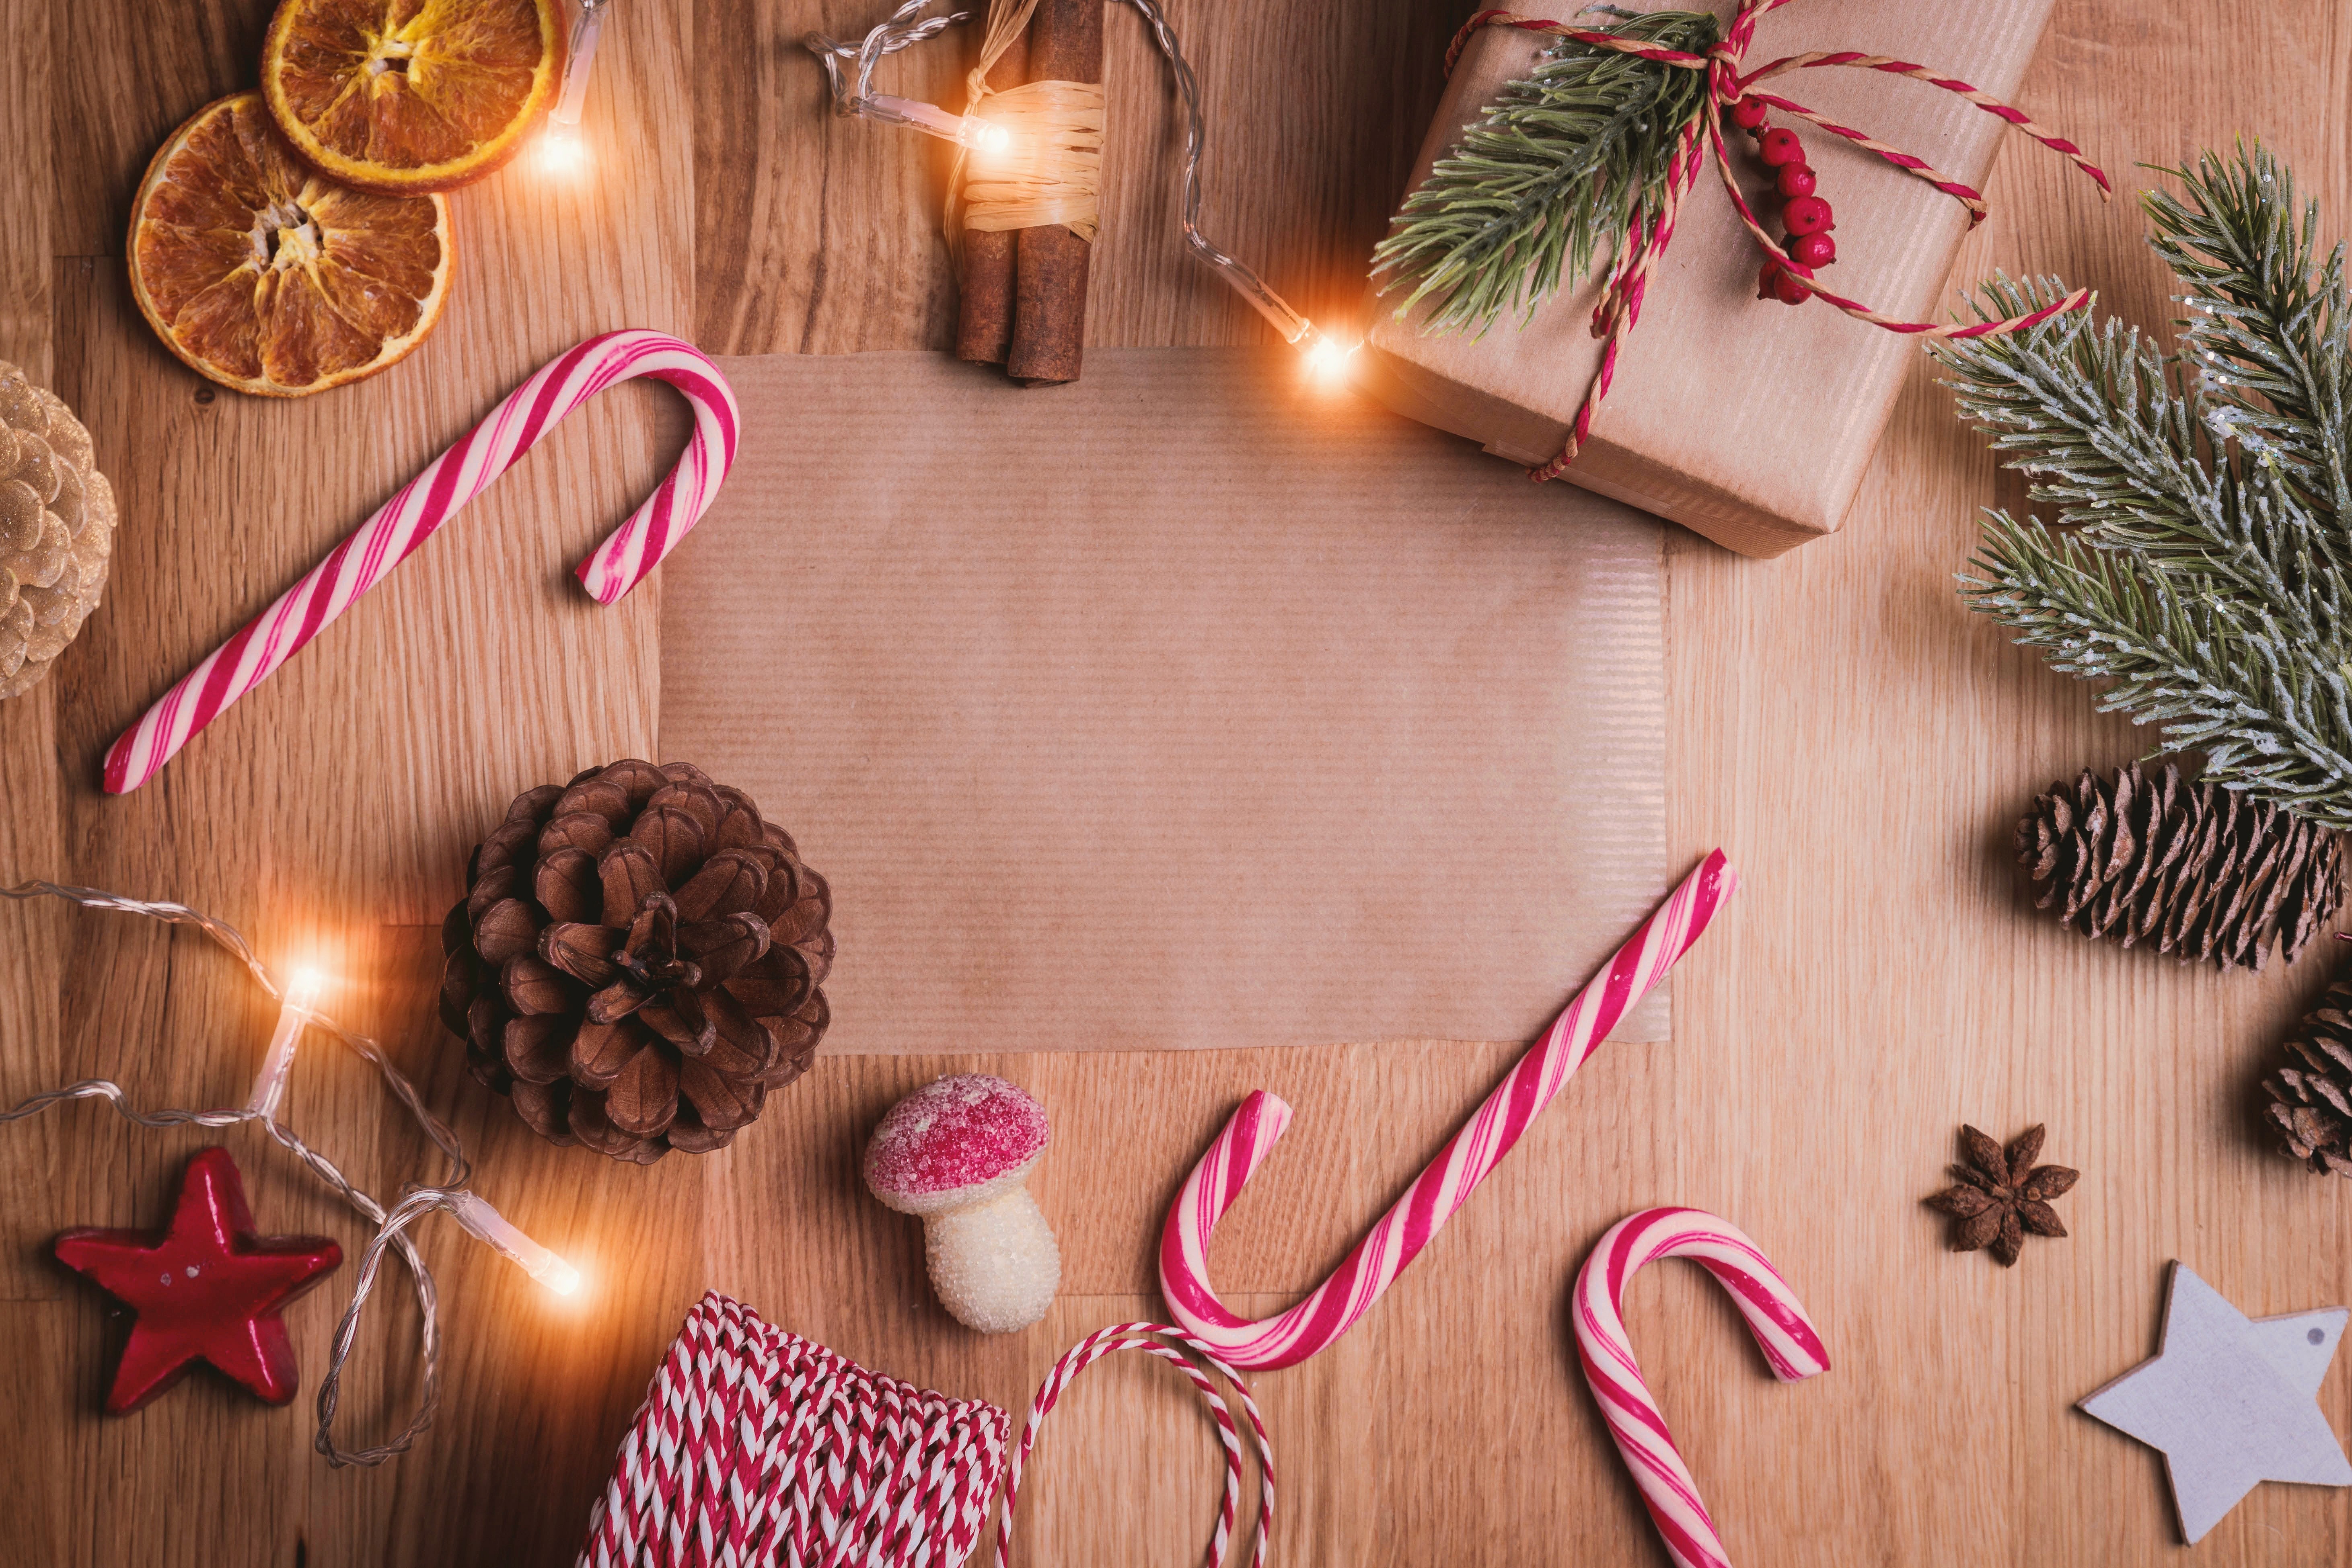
<box><xmin>863</xmin><ymin>1074</ymin><xmax>1051</xmax><ymax>1218</ymax></box>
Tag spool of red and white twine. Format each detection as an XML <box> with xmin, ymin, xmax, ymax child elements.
<box><xmin>1573</xmin><ymin>1208</ymin><xmax>1829</xmax><ymax>1568</ymax></box>
<box><xmin>102</xmin><ymin>329</ymin><xmax>738</xmax><ymax>795</ymax></box>
<box><xmin>1159</xmin><ymin>850</ymin><xmax>1736</xmax><ymax>1368</ymax></box>
<box><xmin>577</xmin><ymin>1293</ymin><xmax>1273</xmax><ymax>1568</ymax></box>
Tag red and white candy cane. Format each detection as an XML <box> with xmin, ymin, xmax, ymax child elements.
<box><xmin>1573</xmin><ymin>1207</ymin><xmax>1829</xmax><ymax>1568</ymax></box>
<box><xmin>995</xmin><ymin>1323</ymin><xmax>1273</xmax><ymax>1568</ymax></box>
<box><xmin>1160</xmin><ymin>849</ymin><xmax>1736</xmax><ymax>1369</ymax></box>
<box><xmin>102</xmin><ymin>329</ymin><xmax>739</xmax><ymax>795</ymax></box>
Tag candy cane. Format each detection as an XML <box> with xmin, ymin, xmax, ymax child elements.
<box><xmin>1159</xmin><ymin>849</ymin><xmax>1736</xmax><ymax>1368</ymax></box>
<box><xmin>102</xmin><ymin>329</ymin><xmax>739</xmax><ymax>795</ymax></box>
<box><xmin>1573</xmin><ymin>1207</ymin><xmax>1829</xmax><ymax>1568</ymax></box>
<box><xmin>994</xmin><ymin>1323</ymin><xmax>1273</xmax><ymax>1568</ymax></box>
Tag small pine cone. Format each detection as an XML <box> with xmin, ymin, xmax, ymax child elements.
<box><xmin>2015</xmin><ymin>762</ymin><xmax>2343</xmax><ymax>974</ymax></box>
<box><xmin>2263</xmin><ymin>957</ymin><xmax>2352</xmax><ymax>1176</ymax></box>
<box><xmin>439</xmin><ymin>759</ymin><xmax>835</xmax><ymax>1164</ymax></box>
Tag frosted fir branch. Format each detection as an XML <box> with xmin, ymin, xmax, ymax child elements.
<box><xmin>2144</xmin><ymin>143</ymin><xmax>2352</xmax><ymax>525</ymax></box>
<box><xmin>1960</xmin><ymin>513</ymin><xmax>2352</xmax><ymax>826</ymax></box>
<box><xmin>1937</xmin><ymin>145</ymin><xmax>2352</xmax><ymax>830</ymax></box>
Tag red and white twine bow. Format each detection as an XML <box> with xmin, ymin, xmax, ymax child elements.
<box><xmin>1447</xmin><ymin>0</ymin><xmax>2111</xmax><ymax>480</ymax></box>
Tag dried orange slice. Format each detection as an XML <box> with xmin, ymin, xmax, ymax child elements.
<box><xmin>129</xmin><ymin>93</ymin><xmax>453</xmax><ymax>398</ymax></box>
<box><xmin>261</xmin><ymin>0</ymin><xmax>564</xmax><ymax>194</ymax></box>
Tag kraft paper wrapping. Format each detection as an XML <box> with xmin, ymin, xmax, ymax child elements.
<box><xmin>660</xmin><ymin>349</ymin><xmax>1668</xmax><ymax>1052</ymax></box>
<box><xmin>1360</xmin><ymin>0</ymin><xmax>2057</xmax><ymax>557</ymax></box>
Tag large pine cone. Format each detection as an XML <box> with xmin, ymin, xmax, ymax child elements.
<box><xmin>0</xmin><ymin>361</ymin><xmax>116</xmax><ymax>700</ymax></box>
<box><xmin>2262</xmin><ymin>952</ymin><xmax>2352</xmax><ymax>1176</ymax></box>
<box><xmin>440</xmin><ymin>760</ymin><xmax>834</xmax><ymax>1163</ymax></box>
<box><xmin>2015</xmin><ymin>762</ymin><xmax>2342</xmax><ymax>973</ymax></box>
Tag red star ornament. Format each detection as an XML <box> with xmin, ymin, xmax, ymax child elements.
<box><xmin>53</xmin><ymin>1145</ymin><xmax>343</xmax><ymax>1413</ymax></box>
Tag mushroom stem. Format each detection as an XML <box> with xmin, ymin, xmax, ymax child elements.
<box><xmin>924</xmin><ymin>1184</ymin><xmax>1061</xmax><ymax>1334</ymax></box>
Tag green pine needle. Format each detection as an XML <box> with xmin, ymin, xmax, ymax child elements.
<box><xmin>1370</xmin><ymin>8</ymin><xmax>1719</xmax><ymax>337</ymax></box>
<box><xmin>1937</xmin><ymin>142</ymin><xmax>2352</xmax><ymax>829</ymax></box>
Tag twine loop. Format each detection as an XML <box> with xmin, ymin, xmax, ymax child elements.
<box><xmin>1443</xmin><ymin>0</ymin><xmax>2111</xmax><ymax>480</ymax></box>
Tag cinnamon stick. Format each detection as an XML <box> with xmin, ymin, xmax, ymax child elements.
<box><xmin>954</xmin><ymin>28</ymin><xmax>1030</xmax><ymax>365</ymax></box>
<box><xmin>1005</xmin><ymin>0</ymin><xmax>1102</xmax><ymax>386</ymax></box>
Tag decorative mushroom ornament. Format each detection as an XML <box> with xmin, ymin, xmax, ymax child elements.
<box><xmin>862</xmin><ymin>1074</ymin><xmax>1061</xmax><ymax>1333</ymax></box>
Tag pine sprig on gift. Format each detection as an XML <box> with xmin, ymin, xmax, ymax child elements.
<box><xmin>1370</xmin><ymin>8</ymin><xmax>1719</xmax><ymax>336</ymax></box>
<box><xmin>1935</xmin><ymin>144</ymin><xmax>2352</xmax><ymax>830</ymax></box>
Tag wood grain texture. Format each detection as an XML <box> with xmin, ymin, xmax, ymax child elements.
<box><xmin>1</xmin><ymin>0</ymin><xmax>2349</xmax><ymax>1563</ymax></box>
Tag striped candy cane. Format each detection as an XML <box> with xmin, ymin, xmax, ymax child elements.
<box><xmin>103</xmin><ymin>329</ymin><xmax>739</xmax><ymax>795</ymax></box>
<box><xmin>1573</xmin><ymin>1208</ymin><xmax>1829</xmax><ymax>1568</ymax></box>
<box><xmin>994</xmin><ymin>1323</ymin><xmax>1273</xmax><ymax>1568</ymax></box>
<box><xmin>1159</xmin><ymin>850</ymin><xmax>1736</xmax><ymax>1369</ymax></box>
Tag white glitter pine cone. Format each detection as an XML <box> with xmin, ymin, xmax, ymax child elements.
<box><xmin>0</xmin><ymin>361</ymin><xmax>115</xmax><ymax>700</ymax></box>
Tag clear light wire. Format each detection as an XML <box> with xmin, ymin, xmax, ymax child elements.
<box><xmin>550</xmin><ymin>0</ymin><xmax>613</xmax><ymax>132</ymax></box>
<box><xmin>0</xmin><ymin>880</ymin><xmax>567</xmax><ymax>1467</ymax></box>
<box><xmin>803</xmin><ymin>0</ymin><xmax>1332</xmax><ymax>348</ymax></box>
<box><xmin>1116</xmin><ymin>0</ymin><xmax>1317</xmax><ymax>344</ymax></box>
<box><xmin>805</xmin><ymin>0</ymin><xmax>974</xmax><ymax>134</ymax></box>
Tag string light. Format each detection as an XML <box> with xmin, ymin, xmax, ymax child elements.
<box><xmin>446</xmin><ymin>1190</ymin><xmax>584</xmax><ymax>1295</ymax></box>
<box><xmin>537</xmin><ymin>126</ymin><xmax>591</xmax><ymax>175</ymax></box>
<box><xmin>1301</xmin><ymin>332</ymin><xmax>1360</xmax><ymax>387</ymax></box>
<box><xmin>860</xmin><ymin>92</ymin><xmax>1013</xmax><ymax>153</ymax></box>
<box><xmin>806</xmin><ymin>0</ymin><xmax>1362</xmax><ymax>377</ymax></box>
<box><xmin>245</xmin><ymin>965</ymin><xmax>320</xmax><ymax>1120</ymax></box>
<box><xmin>0</xmin><ymin>881</ymin><xmax>580</xmax><ymax>1467</ymax></box>
<box><xmin>538</xmin><ymin>0</ymin><xmax>613</xmax><ymax>173</ymax></box>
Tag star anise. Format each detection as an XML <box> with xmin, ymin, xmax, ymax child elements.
<box><xmin>1925</xmin><ymin>1123</ymin><xmax>2079</xmax><ymax>1267</ymax></box>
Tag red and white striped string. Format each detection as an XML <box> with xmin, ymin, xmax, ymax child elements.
<box><xmin>1572</xmin><ymin>1208</ymin><xmax>1829</xmax><ymax>1568</ymax></box>
<box><xmin>578</xmin><ymin>1294</ymin><xmax>1273</xmax><ymax>1568</ymax></box>
<box><xmin>1445</xmin><ymin>0</ymin><xmax>2111</xmax><ymax>481</ymax></box>
<box><xmin>993</xmin><ymin>1323</ymin><xmax>1273</xmax><ymax>1568</ymax></box>
<box><xmin>1158</xmin><ymin>850</ymin><xmax>1737</xmax><ymax>1369</ymax></box>
<box><xmin>103</xmin><ymin>329</ymin><xmax>739</xmax><ymax>795</ymax></box>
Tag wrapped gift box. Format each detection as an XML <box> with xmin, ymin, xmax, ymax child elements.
<box><xmin>1357</xmin><ymin>0</ymin><xmax>2058</xmax><ymax>556</ymax></box>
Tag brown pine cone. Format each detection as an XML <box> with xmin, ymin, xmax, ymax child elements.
<box><xmin>439</xmin><ymin>759</ymin><xmax>834</xmax><ymax>1163</ymax></box>
<box><xmin>2015</xmin><ymin>761</ymin><xmax>2342</xmax><ymax>973</ymax></box>
<box><xmin>2262</xmin><ymin>950</ymin><xmax>2352</xmax><ymax>1176</ymax></box>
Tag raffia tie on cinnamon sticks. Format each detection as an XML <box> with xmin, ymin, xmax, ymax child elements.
<box><xmin>956</xmin><ymin>93</ymin><xmax>1104</xmax><ymax>238</ymax></box>
<box><xmin>950</xmin><ymin>0</ymin><xmax>1104</xmax><ymax>383</ymax></box>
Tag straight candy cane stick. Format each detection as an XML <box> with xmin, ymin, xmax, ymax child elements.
<box><xmin>1573</xmin><ymin>1207</ymin><xmax>1829</xmax><ymax>1568</ymax></box>
<box><xmin>1158</xmin><ymin>849</ymin><xmax>1736</xmax><ymax>1368</ymax></box>
<box><xmin>102</xmin><ymin>330</ymin><xmax>740</xmax><ymax>794</ymax></box>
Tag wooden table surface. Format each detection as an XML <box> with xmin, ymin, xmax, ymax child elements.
<box><xmin>3</xmin><ymin>0</ymin><xmax>2349</xmax><ymax>1563</ymax></box>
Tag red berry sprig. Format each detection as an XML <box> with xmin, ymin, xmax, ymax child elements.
<box><xmin>1731</xmin><ymin>99</ymin><xmax>1836</xmax><ymax>306</ymax></box>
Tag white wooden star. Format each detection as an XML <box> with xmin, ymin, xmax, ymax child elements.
<box><xmin>2079</xmin><ymin>1261</ymin><xmax>2352</xmax><ymax>1543</ymax></box>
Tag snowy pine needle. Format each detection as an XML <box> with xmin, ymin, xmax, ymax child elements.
<box><xmin>1370</xmin><ymin>8</ymin><xmax>1717</xmax><ymax>336</ymax></box>
<box><xmin>1938</xmin><ymin>143</ymin><xmax>2352</xmax><ymax>828</ymax></box>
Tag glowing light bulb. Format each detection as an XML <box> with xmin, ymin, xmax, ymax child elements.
<box><xmin>860</xmin><ymin>94</ymin><xmax>1013</xmax><ymax>156</ymax></box>
<box><xmin>537</xmin><ymin>126</ymin><xmax>590</xmax><ymax>175</ymax></box>
<box><xmin>247</xmin><ymin>967</ymin><xmax>323</xmax><ymax>1120</ymax></box>
<box><xmin>444</xmin><ymin>1190</ymin><xmax>584</xmax><ymax>1297</ymax></box>
<box><xmin>1299</xmin><ymin>331</ymin><xmax>1360</xmax><ymax>388</ymax></box>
